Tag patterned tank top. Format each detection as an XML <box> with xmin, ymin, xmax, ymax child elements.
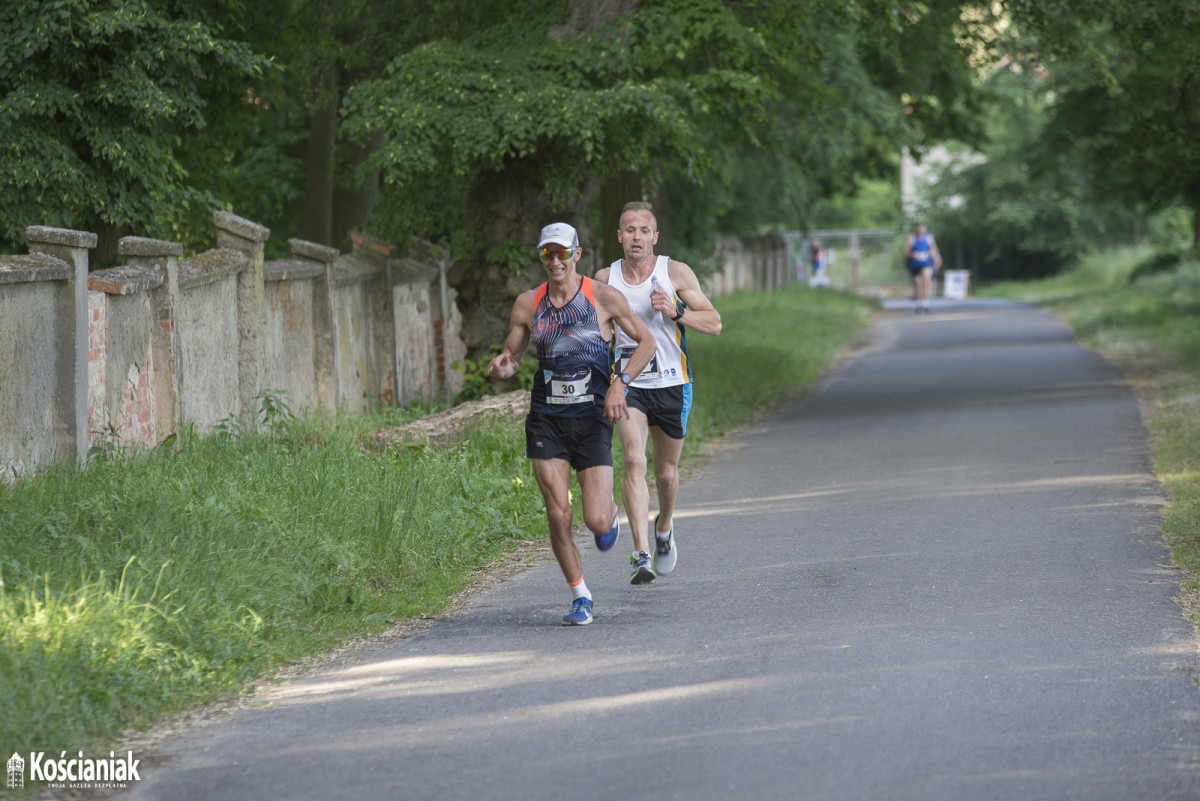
<box><xmin>529</xmin><ymin>276</ymin><xmax>613</xmax><ymax>417</ymax></box>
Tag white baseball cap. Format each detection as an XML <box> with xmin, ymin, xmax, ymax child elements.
<box><xmin>537</xmin><ymin>222</ymin><xmax>579</xmax><ymax>250</ymax></box>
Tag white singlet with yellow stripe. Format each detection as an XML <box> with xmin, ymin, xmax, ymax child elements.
<box><xmin>608</xmin><ymin>255</ymin><xmax>691</xmax><ymax>389</ymax></box>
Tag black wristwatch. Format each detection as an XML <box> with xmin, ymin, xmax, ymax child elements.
<box><xmin>619</xmin><ymin>372</ymin><xmax>633</xmax><ymax>386</ymax></box>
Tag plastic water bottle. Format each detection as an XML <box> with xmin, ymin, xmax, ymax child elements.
<box><xmin>650</xmin><ymin>276</ymin><xmax>664</xmax><ymax>324</ymax></box>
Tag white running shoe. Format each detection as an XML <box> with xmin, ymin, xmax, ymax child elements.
<box><xmin>652</xmin><ymin>514</ymin><xmax>677</xmax><ymax>575</ymax></box>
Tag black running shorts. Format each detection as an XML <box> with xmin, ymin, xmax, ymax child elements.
<box><xmin>525</xmin><ymin>412</ymin><xmax>614</xmax><ymax>470</ymax></box>
<box><xmin>624</xmin><ymin>384</ymin><xmax>691</xmax><ymax>440</ymax></box>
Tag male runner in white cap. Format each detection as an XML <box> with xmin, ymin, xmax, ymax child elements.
<box><xmin>489</xmin><ymin>222</ymin><xmax>656</xmax><ymax>624</ymax></box>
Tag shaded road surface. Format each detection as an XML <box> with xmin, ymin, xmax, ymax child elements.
<box><xmin>123</xmin><ymin>299</ymin><xmax>1200</xmax><ymax>801</ymax></box>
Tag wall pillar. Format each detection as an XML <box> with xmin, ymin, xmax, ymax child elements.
<box><xmin>25</xmin><ymin>226</ymin><xmax>98</xmax><ymax>467</ymax></box>
<box><xmin>214</xmin><ymin>211</ymin><xmax>271</xmax><ymax>421</ymax></box>
<box><xmin>288</xmin><ymin>238</ymin><xmax>341</xmax><ymax>410</ymax></box>
<box><xmin>777</xmin><ymin>236</ymin><xmax>785</xmax><ymax>288</ymax></box>
<box><xmin>410</xmin><ymin>237</ymin><xmax>454</xmax><ymax>402</ymax></box>
<box><xmin>351</xmin><ymin>232</ymin><xmax>398</xmax><ymax>407</ymax></box>
<box><xmin>119</xmin><ymin>236</ymin><xmax>184</xmax><ymax>440</ymax></box>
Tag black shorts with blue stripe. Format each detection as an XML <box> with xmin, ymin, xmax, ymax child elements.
<box><xmin>624</xmin><ymin>384</ymin><xmax>692</xmax><ymax>440</ymax></box>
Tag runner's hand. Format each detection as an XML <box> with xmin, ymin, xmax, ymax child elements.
<box><xmin>650</xmin><ymin>286</ymin><xmax>672</xmax><ymax>318</ymax></box>
<box><xmin>488</xmin><ymin>351</ymin><xmax>517</xmax><ymax>379</ymax></box>
<box><xmin>604</xmin><ymin>382</ymin><xmax>627</xmax><ymax>422</ymax></box>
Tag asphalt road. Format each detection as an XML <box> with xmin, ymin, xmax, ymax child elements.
<box><xmin>120</xmin><ymin>299</ymin><xmax>1200</xmax><ymax>801</ymax></box>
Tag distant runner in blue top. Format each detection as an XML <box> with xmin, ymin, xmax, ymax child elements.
<box><xmin>904</xmin><ymin>223</ymin><xmax>942</xmax><ymax>314</ymax></box>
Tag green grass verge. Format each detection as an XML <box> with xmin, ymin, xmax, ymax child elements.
<box><xmin>0</xmin><ymin>414</ymin><xmax>545</xmax><ymax>760</ymax></box>
<box><xmin>685</xmin><ymin>285</ymin><xmax>877</xmax><ymax>442</ymax></box>
<box><xmin>983</xmin><ymin>247</ymin><xmax>1200</xmax><ymax>622</ymax></box>
<box><xmin>0</xmin><ymin>285</ymin><xmax>875</xmax><ymax>765</ymax></box>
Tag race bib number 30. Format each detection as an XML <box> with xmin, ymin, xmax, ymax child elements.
<box><xmin>548</xmin><ymin>368</ymin><xmax>593</xmax><ymax>405</ymax></box>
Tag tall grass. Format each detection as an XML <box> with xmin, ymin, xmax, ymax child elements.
<box><xmin>0</xmin><ymin>412</ymin><xmax>544</xmax><ymax>758</ymax></box>
<box><xmin>0</xmin><ymin>285</ymin><xmax>876</xmax><ymax>763</ymax></box>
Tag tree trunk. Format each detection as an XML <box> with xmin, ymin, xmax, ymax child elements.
<box><xmin>304</xmin><ymin>71</ymin><xmax>337</xmax><ymax>246</ymax></box>
<box><xmin>450</xmin><ymin>154</ymin><xmax>598</xmax><ymax>365</ymax></box>
<box><xmin>651</xmin><ymin>177</ymin><xmax>672</xmax><ymax>257</ymax></box>
<box><xmin>448</xmin><ymin>0</ymin><xmax>640</xmax><ymax>367</ymax></box>
<box><xmin>600</xmin><ymin>169</ymin><xmax>674</xmax><ymax>263</ymax></box>
<box><xmin>600</xmin><ymin>171</ymin><xmax>641</xmax><ymax>265</ymax></box>
<box><xmin>550</xmin><ymin>0</ymin><xmax>640</xmax><ymax>38</ymax></box>
<box><xmin>332</xmin><ymin>131</ymin><xmax>383</xmax><ymax>252</ymax></box>
<box><xmin>89</xmin><ymin>218</ymin><xmax>128</xmax><ymax>270</ymax></box>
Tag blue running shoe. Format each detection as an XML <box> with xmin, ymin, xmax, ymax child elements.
<box><xmin>653</xmin><ymin>514</ymin><xmax>677</xmax><ymax>575</ymax></box>
<box><xmin>595</xmin><ymin>514</ymin><xmax>619</xmax><ymax>552</ymax></box>
<box><xmin>562</xmin><ymin>597</ymin><xmax>594</xmax><ymax>626</ymax></box>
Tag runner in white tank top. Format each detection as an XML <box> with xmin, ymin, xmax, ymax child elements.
<box><xmin>594</xmin><ymin>202</ymin><xmax>723</xmax><ymax>586</ymax></box>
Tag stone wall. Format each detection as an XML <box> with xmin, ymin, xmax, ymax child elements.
<box><xmin>0</xmin><ymin>212</ymin><xmax>464</xmax><ymax>478</ymax></box>
<box><xmin>0</xmin><ymin>209</ymin><xmax>786</xmax><ymax>478</ymax></box>
<box><xmin>704</xmin><ymin>233</ymin><xmax>792</xmax><ymax>298</ymax></box>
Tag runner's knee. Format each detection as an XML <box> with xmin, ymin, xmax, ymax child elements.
<box><xmin>545</xmin><ymin>502</ymin><xmax>572</xmax><ymax>533</ymax></box>
<box><xmin>623</xmin><ymin>449</ymin><xmax>647</xmax><ymax>475</ymax></box>
<box><xmin>583</xmin><ymin>510</ymin><xmax>608</xmax><ymax>535</ymax></box>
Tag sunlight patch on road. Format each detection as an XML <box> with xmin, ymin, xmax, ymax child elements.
<box><xmin>930</xmin><ymin>473</ymin><xmax>1157</xmax><ymax>497</ymax></box>
<box><xmin>667</xmin><ymin>487</ymin><xmax>858</xmax><ymax>521</ymax></box>
<box><xmin>265</xmin><ymin>675</ymin><xmax>802</xmax><ymax>754</ymax></box>
<box><xmin>260</xmin><ymin>650</ymin><xmax>715</xmax><ymax>707</ymax></box>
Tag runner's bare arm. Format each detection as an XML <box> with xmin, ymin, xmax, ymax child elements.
<box><xmin>664</xmin><ymin>260</ymin><xmax>722</xmax><ymax>336</ymax></box>
<box><xmin>487</xmin><ymin>292</ymin><xmax>534</xmax><ymax>379</ymax></box>
<box><xmin>595</xmin><ymin>285</ymin><xmax>657</xmax><ymax>421</ymax></box>
<box><xmin>599</xmin><ymin>286</ymin><xmax>656</xmax><ymax>380</ymax></box>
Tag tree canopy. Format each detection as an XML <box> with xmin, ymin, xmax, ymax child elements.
<box><xmin>917</xmin><ymin>34</ymin><xmax>1141</xmax><ymax>281</ymax></box>
<box><xmin>334</xmin><ymin>0</ymin><xmax>996</xmax><ymax>355</ymax></box>
<box><xmin>1</xmin><ymin>0</ymin><xmax>995</xmax><ymax>264</ymax></box>
<box><xmin>913</xmin><ymin>1</ymin><xmax>1200</xmax><ymax>281</ymax></box>
<box><xmin>341</xmin><ymin>1</ymin><xmax>792</xmax><ymax>243</ymax></box>
<box><xmin>343</xmin><ymin>0</ymin><xmax>995</xmax><ymax>249</ymax></box>
<box><xmin>6</xmin><ymin>0</ymin><xmax>1188</xmax><ymax>291</ymax></box>
<box><xmin>1005</xmin><ymin>0</ymin><xmax>1200</xmax><ymax>250</ymax></box>
<box><xmin>0</xmin><ymin>0</ymin><xmax>270</xmax><ymax>256</ymax></box>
